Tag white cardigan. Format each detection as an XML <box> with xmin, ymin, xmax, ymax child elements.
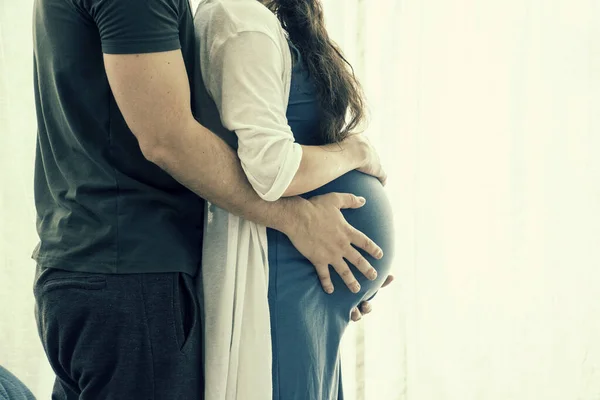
<box><xmin>193</xmin><ymin>1</ymin><xmax>301</xmax><ymax>399</ymax></box>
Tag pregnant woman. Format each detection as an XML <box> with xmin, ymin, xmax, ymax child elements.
<box><xmin>194</xmin><ymin>0</ymin><xmax>395</xmax><ymax>399</ymax></box>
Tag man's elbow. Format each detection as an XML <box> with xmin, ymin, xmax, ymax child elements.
<box><xmin>133</xmin><ymin>131</ymin><xmax>165</xmax><ymax>167</ymax></box>
<box><xmin>131</xmin><ymin>114</ymin><xmax>194</xmax><ymax>167</ymax></box>
<box><xmin>133</xmin><ymin>126</ymin><xmax>176</xmax><ymax>169</ymax></box>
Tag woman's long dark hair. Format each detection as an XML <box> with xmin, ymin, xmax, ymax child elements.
<box><xmin>262</xmin><ymin>0</ymin><xmax>367</xmax><ymax>144</ymax></box>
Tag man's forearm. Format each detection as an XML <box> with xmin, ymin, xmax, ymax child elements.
<box><xmin>149</xmin><ymin>117</ymin><xmax>302</xmax><ymax>233</ymax></box>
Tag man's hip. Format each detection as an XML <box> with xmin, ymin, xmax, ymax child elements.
<box><xmin>33</xmin><ymin>265</ymin><xmax>203</xmax><ymax>400</ymax></box>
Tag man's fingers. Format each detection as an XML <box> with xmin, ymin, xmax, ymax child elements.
<box><xmin>331</xmin><ymin>260</ymin><xmax>361</xmax><ymax>293</ymax></box>
<box><xmin>351</xmin><ymin>307</ymin><xmax>362</xmax><ymax>322</ymax></box>
<box><xmin>314</xmin><ymin>264</ymin><xmax>334</xmax><ymax>294</ymax></box>
<box><xmin>345</xmin><ymin>248</ymin><xmax>377</xmax><ymax>280</ymax></box>
<box><xmin>381</xmin><ymin>274</ymin><xmax>394</xmax><ymax>288</ymax></box>
<box><xmin>360</xmin><ymin>301</ymin><xmax>373</xmax><ymax>315</ymax></box>
<box><xmin>350</xmin><ymin>228</ymin><xmax>383</xmax><ymax>260</ymax></box>
<box><xmin>334</xmin><ymin>193</ymin><xmax>366</xmax><ymax>210</ymax></box>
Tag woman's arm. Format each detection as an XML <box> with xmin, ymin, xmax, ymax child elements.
<box><xmin>207</xmin><ymin>30</ymin><xmax>380</xmax><ymax>201</ymax></box>
<box><xmin>286</xmin><ymin>134</ymin><xmax>387</xmax><ymax>197</ymax></box>
<box><xmin>283</xmin><ymin>137</ymin><xmax>365</xmax><ymax>197</ymax></box>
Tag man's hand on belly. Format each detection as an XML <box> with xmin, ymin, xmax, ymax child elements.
<box><xmin>350</xmin><ymin>274</ymin><xmax>395</xmax><ymax>322</ymax></box>
<box><xmin>283</xmin><ymin>192</ymin><xmax>384</xmax><ymax>294</ymax></box>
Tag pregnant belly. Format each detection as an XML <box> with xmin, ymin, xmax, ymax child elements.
<box><xmin>268</xmin><ymin>170</ymin><xmax>395</xmax><ymax>308</ymax></box>
<box><xmin>301</xmin><ymin>170</ymin><xmax>396</xmax><ymax>269</ymax></box>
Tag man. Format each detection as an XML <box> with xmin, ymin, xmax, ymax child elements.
<box><xmin>32</xmin><ymin>0</ymin><xmax>392</xmax><ymax>398</ymax></box>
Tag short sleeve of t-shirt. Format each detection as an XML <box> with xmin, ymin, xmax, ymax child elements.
<box><xmin>82</xmin><ymin>0</ymin><xmax>182</xmax><ymax>54</ymax></box>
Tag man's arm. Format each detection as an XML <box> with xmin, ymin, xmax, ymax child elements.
<box><xmin>103</xmin><ymin>50</ymin><xmax>383</xmax><ymax>293</ymax></box>
<box><xmin>103</xmin><ymin>50</ymin><xmax>288</xmax><ymax>230</ymax></box>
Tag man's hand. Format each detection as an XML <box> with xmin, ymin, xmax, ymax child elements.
<box><xmin>350</xmin><ymin>134</ymin><xmax>387</xmax><ymax>186</ymax></box>
<box><xmin>284</xmin><ymin>192</ymin><xmax>384</xmax><ymax>294</ymax></box>
<box><xmin>350</xmin><ymin>274</ymin><xmax>395</xmax><ymax>322</ymax></box>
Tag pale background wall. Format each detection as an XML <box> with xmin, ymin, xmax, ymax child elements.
<box><xmin>1</xmin><ymin>0</ymin><xmax>599</xmax><ymax>399</ymax></box>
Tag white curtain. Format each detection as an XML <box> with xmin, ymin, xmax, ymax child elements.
<box><xmin>2</xmin><ymin>1</ymin><xmax>600</xmax><ymax>399</ymax></box>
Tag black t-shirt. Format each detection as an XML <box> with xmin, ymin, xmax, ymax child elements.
<box><xmin>32</xmin><ymin>0</ymin><xmax>204</xmax><ymax>274</ymax></box>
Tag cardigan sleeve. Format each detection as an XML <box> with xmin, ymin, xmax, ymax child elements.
<box><xmin>204</xmin><ymin>30</ymin><xmax>302</xmax><ymax>202</ymax></box>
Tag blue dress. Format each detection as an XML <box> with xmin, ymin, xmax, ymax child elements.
<box><xmin>267</xmin><ymin>44</ymin><xmax>395</xmax><ymax>400</ymax></box>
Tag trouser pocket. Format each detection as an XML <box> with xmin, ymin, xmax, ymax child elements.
<box><xmin>41</xmin><ymin>275</ymin><xmax>107</xmax><ymax>292</ymax></box>
<box><xmin>173</xmin><ymin>272</ymin><xmax>199</xmax><ymax>353</ymax></box>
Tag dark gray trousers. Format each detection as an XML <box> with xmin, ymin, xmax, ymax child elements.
<box><xmin>33</xmin><ymin>266</ymin><xmax>203</xmax><ymax>400</ymax></box>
